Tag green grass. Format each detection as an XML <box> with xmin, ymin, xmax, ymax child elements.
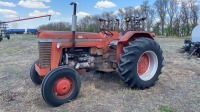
<box><xmin>159</xmin><ymin>105</ymin><xmax>176</xmax><ymax>112</ymax></box>
<box><xmin>4</xmin><ymin>47</ymin><xmax>19</xmax><ymax>54</ymax></box>
<box><xmin>8</xmin><ymin>34</ymin><xmax>36</xmax><ymax>41</ymax></box>
<box><xmin>197</xmin><ymin>97</ymin><xmax>200</xmax><ymax>104</ymax></box>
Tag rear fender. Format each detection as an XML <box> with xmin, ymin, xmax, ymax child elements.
<box><xmin>117</xmin><ymin>31</ymin><xmax>155</xmax><ymax>62</ymax></box>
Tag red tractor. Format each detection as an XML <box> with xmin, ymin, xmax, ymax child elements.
<box><xmin>30</xmin><ymin>2</ymin><xmax>164</xmax><ymax>107</ymax></box>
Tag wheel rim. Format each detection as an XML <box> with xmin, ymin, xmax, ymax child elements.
<box><xmin>137</xmin><ymin>51</ymin><xmax>158</xmax><ymax>81</ymax></box>
<box><xmin>53</xmin><ymin>77</ymin><xmax>75</xmax><ymax>99</ymax></box>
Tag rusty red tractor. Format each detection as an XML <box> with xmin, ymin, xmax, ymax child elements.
<box><xmin>30</xmin><ymin>2</ymin><xmax>164</xmax><ymax>107</ymax></box>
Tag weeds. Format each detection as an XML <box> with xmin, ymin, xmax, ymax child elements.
<box><xmin>159</xmin><ymin>105</ymin><xmax>176</xmax><ymax>112</ymax></box>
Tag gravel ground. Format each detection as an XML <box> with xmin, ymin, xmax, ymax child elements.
<box><xmin>0</xmin><ymin>35</ymin><xmax>200</xmax><ymax>112</ymax></box>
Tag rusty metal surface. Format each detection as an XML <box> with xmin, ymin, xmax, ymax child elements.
<box><xmin>39</xmin><ymin>42</ymin><xmax>52</xmax><ymax>68</ymax></box>
<box><xmin>90</xmin><ymin>47</ymin><xmax>97</xmax><ymax>55</ymax></box>
<box><xmin>90</xmin><ymin>47</ymin><xmax>104</xmax><ymax>55</ymax></box>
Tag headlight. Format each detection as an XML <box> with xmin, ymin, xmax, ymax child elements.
<box><xmin>57</xmin><ymin>42</ymin><xmax>62</xmax><ymax>49</ymax></box>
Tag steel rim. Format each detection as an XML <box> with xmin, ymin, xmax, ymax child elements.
<box><xmin>53</xmin><ymin>77</ymin><xmax>75</xmax><ymax>99</ymax></box>
<box><xmin>137</xmin><ymin>51</ymin><xmax>158</xmax><ymax>81</ymax></box>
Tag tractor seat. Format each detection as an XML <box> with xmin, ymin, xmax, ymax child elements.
<box><xmin>109</xmin><ymin>40</ymin><xmax>118</xmax><ymax>50</ymax></box>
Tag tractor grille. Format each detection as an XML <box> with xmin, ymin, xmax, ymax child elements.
<box><xmin>38</xmin><ymin>42</ymin><xmax>52</xmax><ymax>68</ymax></box>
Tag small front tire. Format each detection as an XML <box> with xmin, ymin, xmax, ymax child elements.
<box><xmin>7</xmin><ymin>35</ymin><xmax>10</xmax><ymax>40</ymax></box>
<box><xmin>41</xmin><ymin>67</ymin><xmax>81</xmax><ymax>107</ymax></box>
<box><xmin>0</xmin><ymin>37</ymin><xmax>2</xmax><ymax>42</ymax></box>
<box><xmin>30</xmin><ymin>60</ymin><xmax>43</xmax><ymax>85</ymax></box>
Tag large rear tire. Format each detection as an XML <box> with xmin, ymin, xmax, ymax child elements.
<box><xmin>118</xmin><ymin>37</ymin><xmax>164</xmax><ymax>89</ymax></box>
<box><xmin>30</xmin><ymin>60</ymin><xmax>43</xmax><ymax>85</ymax></box>
<box><xmin>41</xmin><ymin>67</ymin><xmax>81</xmax><ymax>107</ymax></box>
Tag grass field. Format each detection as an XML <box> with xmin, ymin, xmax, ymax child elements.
<box><xmin>0</xmin><ymin>34</ymin><xmax>200</xmax><ymax>112</ymax></box>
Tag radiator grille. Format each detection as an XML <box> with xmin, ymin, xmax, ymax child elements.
<box><xmin>39</xmin><ymin>42</ymin><xmax>52</xmax><ymax>68</ymax></box>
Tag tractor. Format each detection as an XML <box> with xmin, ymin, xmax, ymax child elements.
<box><xmin>0</xmin><ymin>23</ymin><xmax>10</xmax><ymax>42</ymax></box>
<box><xmin>30</xmin><ymin>2</ymin><xmax>164</xmax><ymax>107</ymax></box>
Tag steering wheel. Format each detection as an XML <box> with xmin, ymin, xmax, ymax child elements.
<box><xmin>100</xmin><ymin>29</ymin><xmax>113</xmax><ymax>37</ymax></box>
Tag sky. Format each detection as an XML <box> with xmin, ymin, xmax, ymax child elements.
<box><xmin>0</xmin><ymin>0</ymin><xmax>159</xmax><ymax>29</ymax></box>
<box><xmin>0</xmin><ymin>0</ymin><xmax>200</xmax><ymax>29</ymax></box>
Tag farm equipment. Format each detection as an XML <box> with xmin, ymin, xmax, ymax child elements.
<box><xmin>27</xmin><ymin>29</ymin><xmax>38</xmax><ymax>35</ymax></box>
<box><xmin>0</xmin><ymin>23</ymin><xmax>10</xmax><ymax>42</ymax></box>
<box><xmin>125</xmin><ymin>16</ymin><xmax>146</xmax><ymax>31</ymax></box>
<box><xmin>0</xmin><ymin>15</ymin><xmax>51</xmax><ymax>42</ymax></box>
<box><xmin>7</xmin><ymin>29</ymin><xmax>25</xmax><ymax>34</ymax></box>
<box><xmin>30</xmin><ymin>2</ymin><xmax>164</xmax><ymax>107</ymax></box>
<box><xmin>181</xmin><ymin>22</ymin><xmax>200</xmax><ymax>59</ymax></box>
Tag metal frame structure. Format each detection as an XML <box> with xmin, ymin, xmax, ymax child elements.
<box><xmin>0</xmin><ymin>15</ymin><xmax>51</xmax><ymax>42</ymax></box>
<box><xmin>181</xmin><ymin>24</ymin><xmax>200</xmax><ymax>59</ymax></box>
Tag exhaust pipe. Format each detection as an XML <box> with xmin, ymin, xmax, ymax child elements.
<box><xmin>70</xmin><ymin>2</ymin><xmax>77</xmax><ymax>53</ymax></box>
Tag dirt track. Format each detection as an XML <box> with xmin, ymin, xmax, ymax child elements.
<box><xmin>0</xmin><ymin>35</ymin><xmax>200</xmax><ymax>112</ymax></box>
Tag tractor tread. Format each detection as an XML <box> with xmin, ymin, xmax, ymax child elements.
<box><xmin>120</xmin><ymin>68</ymin><xmax>129</xmax><ymax>76</ymax></box>
<box><xmin>118</xmin><ymin>37</ymin><xmax>163</xmax><ymax>89</ymax></box>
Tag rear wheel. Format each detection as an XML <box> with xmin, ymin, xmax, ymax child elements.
<box><xmin>0</xmin><ymin>36</ymin><xmax>2</xmax><ymax>42</ymax></box>
<box><xmin>41</xmin><ymin>67</ymin><xmax>81</xmax><ymax>107</ymax></box>
<box><xmin>118</xmin><ymin>37</ymin><xmax>164</xmax><ymax>89</ymax></box>
<box><xmin>6</xmin><ymin>35</ymin><xmax>10</xmax><ymax>40</ymax></box>
<box><xmin>30</xmin><ymin>60</ymin><xmax>43</xmax><ymax>85</ymax></box>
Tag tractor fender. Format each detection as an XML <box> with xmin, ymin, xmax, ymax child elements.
<box><xmin>118</xmin><ymin>31</ymin><xmax>154</xmax><ymax>43</ymax></box>
<box><xmin>117</xmin><ymin>31</ymin><xmax>155</xmax><ymax>62</ymax></box>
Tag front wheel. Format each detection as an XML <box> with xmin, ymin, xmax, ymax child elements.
<box><xmin>0</xmin><ymin>37</ymin><xmax>2</xmax><ymax>42</ymax></box>
<box><xmin>41</xmin><ymin>67</ymin><xmax>81</xmax><ymax>107</ymax></box>
<box><xmin>6</xmin><ymin>35</ymin><xmax>10</xmax><ymax>40</ymax></box>
<box><xmin>118</xmin><ymin>37</ymin><xmax>164</xmax><ymax>89</ymax></box>
<box><xmin>30</xmin><ymin>60</ymin><xmax>43</xmax><ymax>85</ymax></box>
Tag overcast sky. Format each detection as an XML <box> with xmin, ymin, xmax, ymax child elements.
<box><xmin>0</xmin><ymin>0</ymin><xmax>199</xmax><ymax>29</ymax></box>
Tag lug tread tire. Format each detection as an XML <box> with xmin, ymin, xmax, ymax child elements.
<box><xmin>118</xmin><ymin>37</ymin><xmax>164</xmax><ymax>89</ymax></box>
<box><xmin>41</xmin><ymin>66</ymin><xmax>81</xmax><ymax>107</ymax></box>
<box><xmin>30</xmin><ymin>60</ymin><xmax>42</xmax><ymax>85</ymax></box>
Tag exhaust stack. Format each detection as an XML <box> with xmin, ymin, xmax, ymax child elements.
<box><xmin>70</xmin><ymin>2</ymin><xmax>77</xmax><ymax>53</ymax></box>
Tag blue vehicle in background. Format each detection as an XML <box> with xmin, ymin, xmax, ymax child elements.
<box><xmin>6</xmin><ymin>29</ymin><xmax>38</xmax><ymax>35</ymax></box>
<box><xmin>6</xmin><ymin>29</ymin><xmax>25</xmax><ymax>34</ymax></box>
<box><xmin>27</xmin><ymin>29</ymin><xmax>38</xmax><ymax>35</ymax></box>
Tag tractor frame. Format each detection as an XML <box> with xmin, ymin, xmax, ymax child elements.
<box><xmin>30</xmin><ymin>2</ymin><xmax>164</xmax><ymax>107</ymax></box>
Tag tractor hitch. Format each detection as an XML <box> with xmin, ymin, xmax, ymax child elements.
<box><xmin>188</xmin><ymin>47</ymin><xmax>198</xmax><ymax>59</ymax></box>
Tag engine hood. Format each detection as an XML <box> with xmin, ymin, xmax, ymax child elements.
<box><xmin>37</xmin><ymin>31</ymin><xmax>102</xmax><ymax>40</ymax></box>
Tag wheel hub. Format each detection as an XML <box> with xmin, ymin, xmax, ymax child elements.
<box><xmin>138</xmin><ymin>53</ymin><xmax>149</xmax><ymax>75</ymax></box>
<box><xmin>137</xmin><ymin>51</ymin><xmax>158</xmax><ymax>81</ymax></box>
<box><xmin>55</xmin><ymin>78</ymin><xmax>71</xmax><ymax>95</ymax></box>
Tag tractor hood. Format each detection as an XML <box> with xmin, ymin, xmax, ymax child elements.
<box><xmin>37</xmin><ymin>31</ymin><xmax>102</xmax><ymax>40</ymax></box>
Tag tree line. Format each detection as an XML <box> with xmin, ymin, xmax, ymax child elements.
<box><xmin>38</xmin><ymin>0</ymin><xmax>199</xmax><ymax>37</ymax></box>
